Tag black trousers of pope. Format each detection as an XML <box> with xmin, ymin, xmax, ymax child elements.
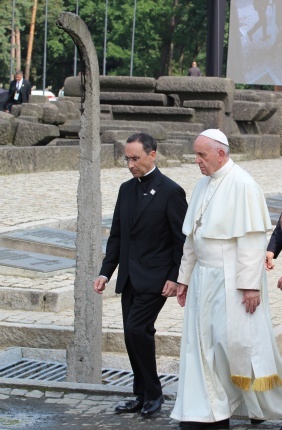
<box><xmin>121</xmin><ymin>279</ymin><xmax>166</xmax><ymax>401</ymax></box>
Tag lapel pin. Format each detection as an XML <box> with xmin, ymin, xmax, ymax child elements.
<box><xmin>150</xmin><ymin>189</ymin><xmax>156</xmax><ymax>195</ymax></box>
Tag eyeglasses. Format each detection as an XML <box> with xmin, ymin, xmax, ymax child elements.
<box><xmin>123</xmin><ymin>156</ymin><xmax>141</xmax><ymax>163</ymax></box>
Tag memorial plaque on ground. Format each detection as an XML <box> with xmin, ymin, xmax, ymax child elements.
<box><xmin>3</xmin><ymin>228</ymin><xmax>76</xmax><ymax>249</ymax></box>
<box><xmin>0</xmin><ymin>247</ymin><xmax>75</xmax><ymax>273</ymax></box>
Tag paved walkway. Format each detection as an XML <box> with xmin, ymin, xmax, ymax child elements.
<box><xmin>0</xmin><ymin>386</ymin><xmax>281</xmax><ymax>430</ymax></box>
<box><xmin>0</xmin><ymin>158</ymin><xmax>281</xmax><ymax>338</ymax></box>
<box><xmin>0</xmin><ymin>159</ymin><xmax>282</xmax><ymax>429</ymax></box>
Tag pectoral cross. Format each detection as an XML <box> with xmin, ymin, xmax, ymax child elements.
<box><xmin>194</xmin><ymin>216</ymin><xmax>202</xmax><ymax>233</ymax></box>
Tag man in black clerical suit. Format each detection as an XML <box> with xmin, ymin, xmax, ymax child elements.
<box><xmin>4</xmin><ymin>70</ymin><xmax>31</xmax><ymax>113</ymax></box>
<box><xmin>94</xmin><ymin>133</ymin><xmax>187</xmax><ymax>417</ymax></box>
<box><xmin>266</xmin><ymin>213</ymin><xmax>282</xmax><ymax>291</ymax></box>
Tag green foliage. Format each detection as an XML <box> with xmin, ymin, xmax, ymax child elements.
<box><xmin>0</xmin><ymin>0</ymin><xmax>230</xmax><ymax>94</ymax></box>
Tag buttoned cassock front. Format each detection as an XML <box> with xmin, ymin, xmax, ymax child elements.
<box><xmin>99</xmin><ymin>167</ymin><xmax>187</xmax><ymax>400</ymax></box>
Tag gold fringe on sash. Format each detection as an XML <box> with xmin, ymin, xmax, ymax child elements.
<box><xmin>231</xmin><ymin>374</ymin><xmax>282</xmax><ymax>392</ymax></box>
<box><xmin>231</xmin><ymin>376</ymin><xmax>252</xmax><ymax>391</ymax></box>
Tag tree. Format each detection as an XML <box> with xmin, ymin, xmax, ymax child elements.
<box><xmin>0</xmin><ymin>0</ymin><xmax>231</xmax><ymax>93</ymax></box>
<box><xmin>26</xmin><ymin>0</ymin><xmax>38</xmax><ymax>80</ymax></box>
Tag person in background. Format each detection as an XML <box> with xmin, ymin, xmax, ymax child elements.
<box><xmin>171</xmin><ymin>129</ymin><xmax>282</xmax><ymax>430</ymax></box>
<box><xmin>4</xmin><ymin>70</ymin><xmax>31</xmax><ymax>113</ymax></box>
<box><xmin>94</xmin><ymin>133</ymin><xmax>187</xmax><ymax>418</ymax></box>
<box><xmin>266</xmin><ymin>213</ymin><xmax>282</xmax><ymax>290</ymax></box>
<box><xmin>188</xmin><ymin>61</ymin><xmax>202</xmax><ymax>77</ymax></box>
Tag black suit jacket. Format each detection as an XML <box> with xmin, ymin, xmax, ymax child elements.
<box><xmin>267</xmin><ymin>214</ymin><xmax>282</xmax><ymax>259</ymax></box>
<box><xmin>4</xmin><ymin>78</ymin><xmax>31</xmax><ymax>108</ymax></box>
<box><xmin>100</xmin><ymin>168</ymin><xmax>187</xmax><ymax>294</ymax></box>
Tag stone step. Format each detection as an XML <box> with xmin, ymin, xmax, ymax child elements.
<box><xmin>0</xmin><ymin>267</ymin><xmax>117</xmax><ymax>312</ymax></box>
<box><xmin>0</xmin><ymin>308</ymin><xmax>280</xmax><ymax>359</ymax></box>
<box><xmin>0</xmin><ymin>285</ymin><xmax>74</xmax><ymax>312</ymax></box>
<box><xmin>0</xmin><ymin>310</ymin><xmax>181</xmax><ymax>358</ymax></box>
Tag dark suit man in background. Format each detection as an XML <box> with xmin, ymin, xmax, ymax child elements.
<box><xmin>4</xmin><ymin>70</ymin><xmax>31</xmax><ymax>113</ymax></box>
<box><xmin>188</xmin><ymin>61</ymin><xmax>202</xmax><ymax>76</ymax></box>
<box><xmin>94</xmin><ymin>133</ymin><xmax>187</xmax><ymax>417</ymax></box>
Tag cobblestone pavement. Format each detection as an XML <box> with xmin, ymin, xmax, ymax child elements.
<box><xmin>0</xmin><ymin>159</ymin><xmax>281</xmax><ymax>336</ymax></box>
<box><xmin>0</xmin><ymin>388</ymin><xmax>281</xmax><ymax>430</ymax></box>
<box><xmin>1</xmin><ymin>158</ymin><xmax>282</xmax><ymax>231</ymax></box>
<box><xmin>0</xmin><ymin>159</ymin><xmax>282</xmax><ymax>429</ymax></box>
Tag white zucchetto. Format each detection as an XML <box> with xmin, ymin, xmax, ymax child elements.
<box><xmin>199</xmin><ymin>129</ymin><xmax>229</xmax><ymax>146</ymax></box>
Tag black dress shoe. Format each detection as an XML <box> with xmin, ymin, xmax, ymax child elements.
<box><xmin>115</xmin><ymin>397</ymin><xmax>143</xmax><ymax>414</ymax></box>
<box><xmin>250</xmin><ymin>419</ymin><xmax>265</xmax><ymax>425</ymax></box>
<box><xmin>140</xmin><ymin>395</ymin><xmax>164</xmax><ymax>417</ymax></box>
<box><xmin>179</xmin><ymin>419</ymin><xmax>230</xmax><ymax>429</ymax></box>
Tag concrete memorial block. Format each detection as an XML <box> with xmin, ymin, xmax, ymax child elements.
<box><xmin>155</xmin><ymin>76</ymin><xmax>235</xmax><ymax>113</ymax></box>
<box><xmin>100</xmin><ymin>120</ymin><xmax>168</xmax><ymax>140</ymax></box>
<box><xmin>10</xmin><ymin>105</ymin><xmax>22</xmax><ymax>117</ymax></box>
<box><xmin>100</xmin><ymin>104</ymin><xmax>113</xmax><ymax>120</ymax></box>
<box><xmin>57</xmin><ymin>100</ymin><xmax>81</xmax><ymax>119</ymax></box>
<box><xmin>29</xmin><ymin>95</ymin><xmax>49</xmax><ymax>104</ymax></box>
<box><xmin>20</xmin><ymin>103</ymin><xmax>43</xmax><ymax>120</ymax></box>
<box><xmin>234</xmin><ymin>89</ymin><xmax>260</xmax><ymax>102</ymax></box>
<box><xmin>0</xmin><ymin>247</ymin><xmax>75</xmax><ymax>276</ymax></box>
<box><xmin>112</xmin><ymin>105</ymin><xmax>195</xmax><ymax>122</ymax></box>
<box><xmin>58</xmin><ymin>120</ymin><xmax>80</xmax><ymax>137</ymax></box>
<box><xmin>0</xmin><ymin>119</ymin><xmax>14</xmax><ymax>145</ymax></box>
<box><xmin>258</xmin><ymin>135</ymin><xmax>280</xmax><ymax>159</ymax></box>
<box><xmin>100</xmin><ymin>76</ymin><xmax>156</xmax><ymax>93</ymax></box>
<box><xmin>183</xmin><ymin>100</ymin><xmax>225</xmax><ymax>130</ymax></box>
<box><xmin>232</xmin><ymin>101</ymin><xmax>269</xmax><ymax>122</ymax></box>
<box><xmin>41</xmin><ymin>103</ymin><xmax>63</xmax><ymax>125</ymax></box>
<box><xmin>228</xmin><ymin>133</ymin><xmax>279</xmax><ymax>159</ymax></box>
<box><xmin>100</xmin><ymin>92</ymin><xmax>169</xmax><ymax>106</ymax></box>
<box><xmin>56</xmin><ymin>12</ymin><xmax>103</xmax><ymax>384</ymax></box>
<box><xmin>13</xmin><ymin>121</ymin><xmax>60</xmax><ymax>146</ymax></box>
<box><xmin>64</xmin><ymin>76</ymin><xmax>84</xmax><ymax>97</ymax></box>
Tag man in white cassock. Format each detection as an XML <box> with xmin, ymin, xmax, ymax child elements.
<box><xmin>171</xmin><ymin>129</ymin><xmax>282</xmax><ymax>430</ymax></box>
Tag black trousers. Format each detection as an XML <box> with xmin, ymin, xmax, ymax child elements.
<box><xmin>121</xmin><ymin>280</ymin><xmax>166</xmax><ymax>401</ymax></box>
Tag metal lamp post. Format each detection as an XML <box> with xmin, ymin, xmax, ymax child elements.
<box><xmin>10</xmin><ymin>0</ymin><xmax>16</xmax><ymax>81</ymax></box>
<box><xmin>130</xmin><ymin>0</ymin><xmax>137</xmax><ymax>77</ymax></box>
<box><xmin>74</xmin><ymin>0</ymin><xmax>79</xmax><ymax>76</ymax></box>
<box><xmin>43</xmin><ymin>0</ymin><xmax>48</xmax><ymax>94</ymax></box>
<box><xmin>103</xmin><ymin>0</ymin><xmax>108</xmax><ymax>75</ymax></box>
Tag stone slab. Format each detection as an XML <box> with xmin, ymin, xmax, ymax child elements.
<box><xmin>0</xmin><ymin>247</ymin><xmax>75</xmax><ymax>274</ymax></box>
<box><xmin>112</xmin><ymin>105</ymin><xmax>195</xmax><ymax>122</ymax></box>
<box><xmin>0</xmin><ymin>228</ymin><xmax>109</xmax><ymax>259</ymax></box>
<box><xmin>4</xmin><ymin>228</ymin><xmax>76</xmax><ymax>249</ymax></box>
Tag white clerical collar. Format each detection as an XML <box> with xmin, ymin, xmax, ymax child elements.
<box><xmin>138</xmin><ymin>166</ymin><xmax>156</xmax><ymax>181</ymax></box>
<box><xmin>211</xmin><ymin>158</ymin><xmax>234</xmax><ymax>179</ymax></box>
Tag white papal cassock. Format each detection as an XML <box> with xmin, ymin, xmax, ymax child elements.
<box><xmin>171</xmin><ymin>159</ymin><xmax>282</xmax><ymax>423</ymax></box>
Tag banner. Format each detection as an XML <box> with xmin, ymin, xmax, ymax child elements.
<box><xmin>227</xmin><ymin>0</ymin><xmax>282</xmax><ymax>85</ymax></box>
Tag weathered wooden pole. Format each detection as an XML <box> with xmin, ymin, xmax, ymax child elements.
<box><xmin>56</xmin><ymin>12</ymin><xmax>103</xmax><ymax>383</ymax></box>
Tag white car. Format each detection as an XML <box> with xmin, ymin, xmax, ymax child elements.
<box><xmin>31</xmin><ymin>90</ymin><xmax>57</xmax><ymax>101</ymax></box>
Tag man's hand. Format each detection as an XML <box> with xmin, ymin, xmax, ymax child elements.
<box><xmin>265</xmin><ymin>251</ymin><xmax>275</xmax><ymax>270</ymax></box>
<box><xmin>278</xmin><ymin>276</ymin><xmax>282</xmax><ymax>290</ymax></box>
<box><xmin>176</xmin><ymin>283</ymin><xmax>188</xmax><ymax>307</ymax></box>
<box><xmin>93</xmin><ymin>276</ymin><xmax>107</xmax><ymax>294</ymax></box>
<box><xmin>241</xmin><ymin>289</ymin><xmax>261</xmax><ymax>314</ymax></box>
<box><xmin>162</xmin><ymin>280</ymin><xmax>177</xmax><ymax>297</ymax></box>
